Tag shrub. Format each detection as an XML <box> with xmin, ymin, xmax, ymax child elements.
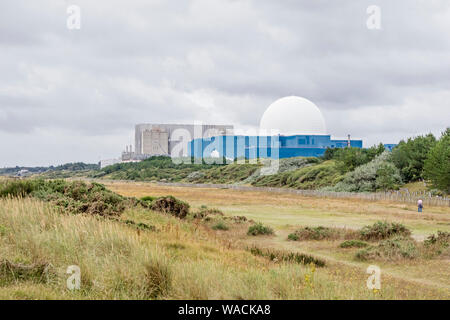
<box><xmin>339</xmin><ymin>240</ymin><xmax>369</xmax><ymax>248</ymax></box>
<box><xmin>355</xmin><ymin>237</ymin><xmax>418</xmax><ymax>261</ymax></box>
<box><xmin>151</xmin><ymin>196</ymin><xmax>190</xmax><ymax>219</ymax></box>
<box><xmin>288</xmin><ymin>226</ymin><xmax>358</xmax><ymax>241</ymax></box>
<box><xmin>0</xmin><ymin>179</ymin><xmax>36</xmax><ymax>197</ymax></box>
<box><xmin>423</xmin><ymin>231</ymin><xmax>450</xmax><ymax>257</ymax></box>
<box><xmin>249</xmin><ymin>246</ymin><xmax>325</xmax><ymax>267</ymax></box>
<box><xmin>359</xmin><ymin>221</ymin><xmax>411</xmax><ymax>241</ymax></box>
<box><xmin>140</xmin><ymin>196</ymin><xmax>156</xmax><ymax>202</ymax></box>
<box><xmin>329</xmin><ymin>151</ymin><xmax>402</xmax><ymax>192</ymax></box>
<box><xmin>287</xmin><ymin>233</ymin><xmax>299</xmax><ymax>241</ymax></box>
<box><xmin>252</xmin><ymin>160</ymin><xmax>343</xmax><ymax>190</ymax></box>
<box><xmin>192</xmin><ymin>207</ymin><xmax>224</xmax><ymax>219</ymax></box>
<box><xmin>424</xmin><ymin>231</ymin><xmax>450</xmax><ymax>247</ymax></box>
<box><xmin>0</xmin><ymin>179</ymin><xmax>128</xmax><ymax>217</ymax></box>
<box><xmin>212</xmin><ymin>221</ymin><xmax>229</xmax><ymax>231</ymax></box>
<box><xmin>247</xmin><ymin>222</ymin><xmax>274</xmax><ymax>236</ymax></box>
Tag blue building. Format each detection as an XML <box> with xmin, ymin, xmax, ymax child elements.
<box><xmin>383</xmin><ymin>144</ymin><xmax>397</xmax><ymax>151</ymax></box>
<box><xmin>188</xmin><ymin>134</ymin><xmax>363</xmax><ymax>160</ymax></box>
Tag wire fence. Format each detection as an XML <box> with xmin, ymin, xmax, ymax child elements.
<box><xmin>155</xmin><ymin>182</ymin><xmax>450</xmax><ymax>207</ymax></box>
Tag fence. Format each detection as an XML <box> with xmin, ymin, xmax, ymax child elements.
<box><xmin>155</xmin><ymin>182</ymin><xmax>450</xmax><ymax>207</ymax></box>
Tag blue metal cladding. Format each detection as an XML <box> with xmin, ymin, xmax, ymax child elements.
<box><xmin>383</xmin><ymin>144</ymin><xmax>397</xmax><ymax>151</ymax></box>
<box><xmin>188</xmin><ymin>134</ymin><xmax>363</xmax><ymax>159</ymax></box>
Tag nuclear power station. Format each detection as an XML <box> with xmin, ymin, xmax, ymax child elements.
<box><xmin>134</xmin><ymin>124</ymin><xmax>233</xmax><ymax>157</ymax></box>
<box><xmin>99</xmin><ymin>96</ymin><xmax>395</xmax><ymax>169</ymax></box>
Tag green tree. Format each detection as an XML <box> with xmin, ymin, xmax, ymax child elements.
<box><xmin>391</xmin><ymin>133</ymin><xmax>437</xmax><ymax>182</ymax></box>
<box><xmin>376</xmin><ymin>162</ymin><xmax>402</xmax><ymax>191</ymax></box>
<box><xmin>424</xmin><ymin>128</ymin><xmax>450</xmax><ymax>194</ymax></box>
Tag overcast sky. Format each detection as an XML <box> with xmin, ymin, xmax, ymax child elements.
<box><xmin>1</xmin><ymin>0</ymin><xmax>449</xmax><ymax>166</ymax></box>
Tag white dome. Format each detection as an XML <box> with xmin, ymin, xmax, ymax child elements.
<box><xmin>259</xmin><ymin>96</ymin><xmax>327</xmax><ymax>135</ymax></box>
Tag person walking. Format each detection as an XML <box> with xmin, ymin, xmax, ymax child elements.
<box><xmin>418</xmin><ymin>199</ymin><xmax>423</xmax><ymax>213</ymax></box>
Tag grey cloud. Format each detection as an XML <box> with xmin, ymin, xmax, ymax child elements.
<box><xmin>0</xmin><ymin>0</ymin><xmax>449</xmax><ymax>166</ymax></box>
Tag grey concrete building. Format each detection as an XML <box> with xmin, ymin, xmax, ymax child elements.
<box><xmin>135</xmin><ymin>123</ymin><xmax>233</xmax><ymax>157</ymax></box>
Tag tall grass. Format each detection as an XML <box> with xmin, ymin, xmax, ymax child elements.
<box><xmin>0</xmin><ymin>197</ymin><xmax>447</xmax><ymax>299</ymax></box>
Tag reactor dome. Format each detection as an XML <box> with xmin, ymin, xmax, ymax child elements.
<box><xmin>259</xmin><ymin>96</ymin><xmax>327</xmax><ymax>135</ymax></box>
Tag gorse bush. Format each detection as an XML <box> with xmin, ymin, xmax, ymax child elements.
<box><xmin>423</xmin><ymin>231</ymin><xmax>450</xmax><ymax>257</ymax></box>
<box><xmin>288</xmin><ymin>226</ymin><xmax>358</xmax><ymax>241</ymax></box>
<box><xmin>150</xmin><ymin>196</ymin><xmax>190</xmax><ymax>219</ymax></box>
<box><xmin>359</xmin><ymin>221</ymin><xmax>411</xmax><ymax>241</ymax></box>
<box><xmin>424</xmin><ymin>231</ymin><xmax>450</xmax><ymax>247</ymax></box>
<box><xmin>339</xmin><ymin>240</ymin><xmax>369</xmax><ymax>248</ymax></box>
<box><xmin>247</xmin><ymin>222</ymin><xmax>274</xmax><ymax>236</ymax></box>
<box><xmin>0</xmin><ymin>179</ymin><xmax>128</xmax><ymax>216</ymax></box>
<box><xmin>355</xmin><ymin>237</ymin><xmax>418</xmax><ymax>261</ymax></box>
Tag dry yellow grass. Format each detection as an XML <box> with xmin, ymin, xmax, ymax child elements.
<box><xmin>1</xmin><ymin>180</ymin><xmax>449</xmax><ymax>299</ymax></box>
<box><xmin>101</xmin><ymin>181</ymin><xmax>450</xmax><ymax>297</ymax></box>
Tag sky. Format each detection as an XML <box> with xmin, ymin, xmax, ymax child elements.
<box><xmin>1</xmin><ymin>0</ymin><xmax>449</xmax><ymax>166</ymax></box>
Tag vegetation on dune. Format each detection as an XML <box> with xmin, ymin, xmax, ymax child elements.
<box><xmin>0</xmin><ymin>179</ymin><xmax>128</xmax><ymax>217</ymax></box>
<box><xmin>149</xmin><ymin>196</ymin><xmax>190</xmax><ymax>219</ymax></box>
<box><xmin>0</xmin><ymin>194</ymin><xmax>374</xmax><ymax>299</ymax></box>
<box><xmin>359</xmin><ymin>221</ymin><xmax>411</xmax><ymax>241</ymax></box>
<box><xmin>0</xmin><ymin>162</ymin><xmax>99</xmax><ymax>177</ymax></box>
<box><xmin>187</xmin><ymin>163</ymin><xmax>260</xmax><ymax>184</ymax></box>
<box><xmin>339</xmin><ymin>240</ymin><xmax>369</xmax><ymax>249</ymax></box>
<box><xmin>0</xmin><ymin>177</ymin><xmax>448</xmax><ymax>299</ymax></box>
<box><xmin>323</xmin><ymin>144</ymin><xmax>386</xmax><ymax>174</ymax></box>
<box><xmin>325</xmin><ymin>151</ymin><xmax>403</xmax><ymax>192</ymax></box>
<box><xmin>288</xmin><ymin>226</ymin><xmax>358</xmax><ymax>241</ymax></box>
<box><xmin>252</xmin><ymin>160</ymin><xmax>343</xmax><ymax>190</ymax></box>
<box><xmin>92</xmin><ymin>156</ymin><xmax>218</xmax><ymax>181</ymax></box>
<box><xmin>355</xmin><ymin>237</ymin><xmax>418</xmax><ymax>261</ymax></box>
<box><xmin>247</xmin><ymin>222</ymin><xmax>274</xmax><ymax>236</ymax></box>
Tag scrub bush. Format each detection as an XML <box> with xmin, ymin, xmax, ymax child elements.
<box><xmin>288</xmin><ymin>226</ymin><xmax>358</xmax><ymax>241</ymax></box>
<box><xmin>339</xmin><ymin>240</ymin><xmax>369</xmax><ymax>248</ymax></box>
<box><xmin>359</xmin><ymin>221</ymin><xmax>411</xmax><ymax>241</ymax></box>
<box><xmin>329</xmin><ymin>151</ymin><xmax>402</xmax><ymax>192</ymax></box>
<box><xmin>151</xmin><ymin>196</ymin><xmax>190</xmax><ymax>219</ymax></box>
<box><xmin>355</xmin><ymin>237</ymin><xmax>418</xmax><ymax>261</ymax></box>
<box><xmin>247</xmin><ymin>222</ymin><xmax>274</xmax><ymax>236</ymax></box>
